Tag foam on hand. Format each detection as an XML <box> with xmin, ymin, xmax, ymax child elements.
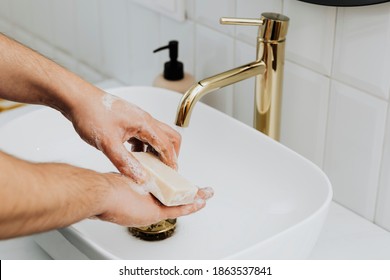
<box><xmin>132</xmin><ymin>152</ymin><xmax>198</xmax><ymax>206</ymax></box>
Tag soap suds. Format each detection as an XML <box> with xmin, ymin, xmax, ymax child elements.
<box><xmin>128</xmin><ymin>177</ymin><xmax>159</xmax><ymax>198</ymax></box>
<box><xmin>89</xmin><ymin>126</ymin><xmax>103</xmax><ymax>151</ymax></box>
<box><xmin>171</xmin><ymin>191</ymin><xmax>194</xmax><ymax>205</ymax></box>
<box><xmin>195</xmin><ymin>198</ymin><xmax>206</xmax><ymax>206</ymax></box>
<box><xmin>102</xmin><ymin>93</ymin><xmax>119</xmax><ymax>111</ymax></box>
<box><xmin>200</xmin><ymin>186</ymin><xmax>214</xmax><ymax>199</ymax></box>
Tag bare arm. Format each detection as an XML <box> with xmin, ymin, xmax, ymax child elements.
<box><xmin>0</xmin><ymin>33</ymin><xmax>179</xmax><ymax>182</ymax></box>
<box><xmin>0</xmin><ymin>151</ymin><xmax>108</xmax><ymax>238</ymax></box>
<box><xmin>0</xmin><ymin>34</ymin><xmax>213</xmax><ymax>239</ymax></box>
<box><xmin>0</xmin><ymin>151</ymin><xmax>212</xmax><ymax>239</ymax></box>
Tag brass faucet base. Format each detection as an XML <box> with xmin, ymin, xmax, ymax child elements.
<box><xmin>128</xmin><ymin>219</ymin><xmax>177</xmax><ymax>241</ymax></box>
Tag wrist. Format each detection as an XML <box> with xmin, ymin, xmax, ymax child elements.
<box><xmin>35</xmin><ymin>162</ymin><xmax>113</xmax><ymax>222</ymax></box>
<box><xmin>38</xmin><ymin>67</ymin><xmax>106</xmax><ymax>121</ymax></box>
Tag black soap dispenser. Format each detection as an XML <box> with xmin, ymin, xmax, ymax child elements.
<box><xmin>153</xmin><ymin>40</ymin><xmax>195</xmax><ymax>94</ymax></box>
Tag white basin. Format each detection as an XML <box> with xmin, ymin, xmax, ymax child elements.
<box><xmin>0</xmin><ymin>86</ymin><xmax>332</xmax><ymax>259</ymax></box>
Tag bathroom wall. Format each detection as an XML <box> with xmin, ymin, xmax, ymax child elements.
<box><xmin>0</xmin><ymin>0</ymin><xmax>389</xmax><ymax>231</ymax></box>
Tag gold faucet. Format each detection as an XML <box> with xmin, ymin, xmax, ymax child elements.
<box><xmin>175</xmin><ymin>13</ymin><xmax>289</xmax><ymax>140</ymax></box>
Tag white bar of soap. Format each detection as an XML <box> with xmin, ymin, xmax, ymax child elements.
<box><xmin>132</xmin><ymin>152</ymin><xmax>198</xmax><ymax>206</ymax></box>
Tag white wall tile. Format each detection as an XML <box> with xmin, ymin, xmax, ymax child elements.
<box><xmin>0</xmin><ymin>0</ymin><xmax>11</xmax><ymax>20</ymax></box>
<box><xmin>76</xmin><ymin>63</ymin><xmax>105</xmax><ymax>84</ymax></box>
<box><xmin>195</xmin><ymin>24</ymin><xmax>234</xmax><ymax>116</ymax></box>
<box><xmin>52</xmin><ymin>0</ymin><xmax>76</xmax><ymax>54</ymax></box>
<box><xmin>132</xmin><ymin>0</ymin><xmax>186</xmax><ymax>22</ymax></box>
<box><xmin>185</xmin><ymin>0</ymin><xmax>195</xmax><ymax>20</ymax></box>
<box><xmin>10</xmin><ymin>27</ymin><xmax>34</xmax><ymax>48</ymax></box>
<box><xmin>30</xmin><ymin>0</ymin><xmax>53</xmax><ymax>42</ymax></box>
<box><xmin>283</xmin><ymin>0</ymin><xmax>336</xmax><ymax>75</ymax></box>
<box><xmin>376</xmin><ymin>105</ymin><xmax>390</xmax><ymax>231</ymax></box>
<box><xmin>233</xmin><ymin>40</ymin><xmax>256</xmax><ymax>126</ymax></box>
<box><xmin>127</xmin><ymin>2</ymin><xmax>160</xmax><ymax>85</ymax></box>
<box><xmin>159</xmin><ymin>16</ymin><xmax>195</xmax><ymax>76</ymax></box>
<box><xmin>195</xmin><ymin>0</ymin><xmax>235</xmax><ymax>36</ymax></box>
<box><xmin>280</xmin><ymin>62</ymin><xmax>330</xmax><ymax>168</ymax></box>
<box><xmin>333</xmin><ymin>3</ymin><xmax>390</xmax><ymax>99</ymax></box>
<box><xmin>99</xmin><ymin>0</ymin><xmax>131</xmax><ymax>84</ymax></box>
<box><xmin>32</xmin><ymin>37</ymin><xmax>55</xmax><ymax>60</ymax></box>
<box><xmin>235</xmin><ymin>0</ymin><xmax>282</xmax><ymax>45</ymax></box>
<box><xmin>0</xmin><ymin>18</ymin><xmax>12</xmax><ymax>36</ymax></box>
<box><xmin>9</xmin><ymin>0</ymin><xmax>32</xmax><ymax>30</ymax></box>
<box><xmin>75</xmin><ymin>0</ymin><xmax>102</xmax><ymax>69</ymax></box>
<box><xmin>324</xmin><ymin>81</ymin><xmax>387</xmax><ymax>220</ymax></box>
<box><xmin>53</xmin><ymin>49</ymin><xmax>79</xmax><ymax>73</ymax></box>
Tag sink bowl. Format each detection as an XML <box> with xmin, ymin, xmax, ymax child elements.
<box><xmin>0</xmin><ymin>86</ymin><xmax>332</xmax><ymax>259</ymax></box>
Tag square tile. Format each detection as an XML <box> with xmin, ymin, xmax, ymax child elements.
<box><xmin>30</xmin><ymin>0</ymin><xmax>53</xmax><ymax>42</ymax></box>
<box><xmin>283</xmin><ymin>0</ymin><xmax>336</xmax><ymax>75</ymax></box>
<box><xmin>333</xmin><ymin>3</ymin><xmax>390</xmax><ymax>99</ymax></box>
<box><xmin>0</xmin><ymin>0</ymin><xmax>11</xmax><ymax>20</ymax></box>
<box><xmin>280</xmin><ymin>61</ymin><xmax>330</xmax><ymax>168</ymax></box>
<box><xmin>235</xmin><ymin>0</ymin><xmax>282</xmax><ymax>45</ymax></box>
<box><xmin>195</xmin><ymin>0</ymin><xmax>235</xmax><ymax>36</ymax></box>
<box><xmin>100</xmin><ymin>0</ymin><xmax>131</xmax><ymax>84</ymax></box>
<box><xmin>195</xmin><ymin>24</ymin><xmax>234</xmax><ymax>116</ymax></box>
<box><xmin>324</xmin><ymin>81</ymin><xmax>387</xmax><ymax>220</ymax></box>
<box><xmin>376</xmin><ymin>105</ymin><xmax>390</xmax><ymax>231</ymax></box>
<box><xmin>75</xmin><ymin>0</ymin><xmax>102</xmax><ymax>69</ymax></box>
<box><xmin>0</xmin><ymin>18</ymin><xmax>13</xmax><ymax>36</ymax></box>
<box><xmin>52</xmin><ymin>0</ymin><xmax>76</xmax><ymax>54</ymax></box>
<box><xmin>127</xmin><ymin>2</ymin><xmax>160</xmax><ymax>85</ymax></box>
<box><xmin>10</xmin><ymin>0</ymin><xmax>32</xmax><ymax>30</ymax></box>
<box><xmin>233</xmin><ymin>40</ymin><xmax>256</xmax><ymax>126</ymax></box>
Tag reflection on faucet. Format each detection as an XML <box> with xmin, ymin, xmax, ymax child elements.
<box><xmin>175</xmin><ymin>13</ymin><xmax>289</xmax><ymax>141</ymax></box>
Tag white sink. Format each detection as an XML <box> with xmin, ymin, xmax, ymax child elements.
<box><xmin>0</xmin><ymin>86</ymin><xmax>332</xmax><ymax>259</ymax></box>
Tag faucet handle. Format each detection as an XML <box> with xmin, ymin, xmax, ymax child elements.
<box><xmin>221</xmin><ymin>13</ymin><xmax>289</xmax><ymax>42</ymax></box>
<box><xmin>220</xmin><ymin>17</ymin><xmax>264</xmax><ymax>26</ymax></box>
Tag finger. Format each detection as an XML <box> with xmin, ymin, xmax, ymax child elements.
<box><xmin>137</xmin><ymin>125</ymin><xmax>178</xmax><ymax>170</ymax></box>
<box><xmin>159</xmin><ymin>198</ymin><xmax>207</xmax><ymax>221</ymax></box>
<box><xmin>196</xmin><ymin>187</ymin><xmax>214</xmax><ymax>200</ymax></box>
<box><xmin>100</xmin><ymin>138</ymin><xmax>147</xmax><ymax>183</ymax></box>
<box><xmin>155</xmin><ymin>120</ymin><xmax>182</xmax><ymax>157</ymax></box>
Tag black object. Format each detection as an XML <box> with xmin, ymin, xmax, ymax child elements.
<box><xmin>298</xmin><ymin>0</ymin><xmax>389</xmax><ymax>6</ymax></box>
<box><xmin>153</xmin><ymin>40</ymin><xmax>184</xmax><ymax>81</ymax></box>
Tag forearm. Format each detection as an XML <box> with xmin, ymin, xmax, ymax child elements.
<box><xmin>0</xmin><ymin>151</ymin><xmax>109</xmax><ymax>239</ymax></box>
<box><xmin>0</xmin><ymin>33</ymin><xmax>104</xmax><ymax>117</ymax></box>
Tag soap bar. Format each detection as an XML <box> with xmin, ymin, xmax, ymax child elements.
<box><xmin>132</xmin><ymin>152</ymin><xmax>198</xmax><ymax>206</ymax></box>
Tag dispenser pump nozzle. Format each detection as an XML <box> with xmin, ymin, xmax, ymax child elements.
<box><xmin>153</xmin><ymin>40</ymin><xmax>184</xmax><ymax>81</ymax></box>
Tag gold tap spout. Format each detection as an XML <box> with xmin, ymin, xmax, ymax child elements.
<box><xmin>175</xmin><ymin>13</ymin><xmax>289</xmax><ymax>141</ymax></box>
<box><xmin>175</xmin><ymin>60</ymin><xmax>266</xmax><ymax>127</ymax></box>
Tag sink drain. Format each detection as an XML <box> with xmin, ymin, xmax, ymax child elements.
<box><xmin>128</xmin><ymin>219</ymin><xmax>177</xmax><ymax>241</ymax></box>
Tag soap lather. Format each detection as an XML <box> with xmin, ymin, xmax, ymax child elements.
<box><xmin>153</xmin><ymin>40</ymin><xmax>195</xmax><ymax>94</ymax></box>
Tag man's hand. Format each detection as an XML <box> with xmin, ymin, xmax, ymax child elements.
<box><xmin>67</xmin><ymin>92</ymin><xmax>181</xmax><ymax>184</ymax></box>
<box><xmin>98</xmin><ymin>172</ymin><xmax>214</xmax><ymax>227</ymax></box>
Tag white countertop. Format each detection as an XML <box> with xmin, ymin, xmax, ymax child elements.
<box><xmin>310</xmin><ymin>202</ymin><xmax>390</xmax><ymax>259</ymax></box>
<box><xmin>1</xmin><ymin>201</ymin><xmax>390</xmax><ymax>260</ymax></box>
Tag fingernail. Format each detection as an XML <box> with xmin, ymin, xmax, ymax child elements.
<box><xmin>195</xmin><ymin>198</ymin><xmax>206</xmax><ymax>207</ymax></box>
<box><xmin>200</xmin><ymin>187</ymin><xmax>214</xmax><ymax>199</ymax></box>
